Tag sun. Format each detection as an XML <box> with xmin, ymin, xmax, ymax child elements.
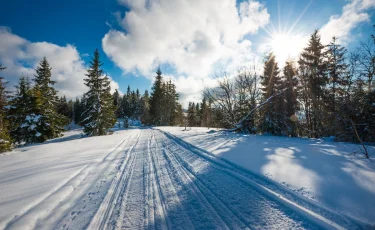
<box><xmin>268</xmin><ymin>32</ymin><xmax>306</xmax><ymax>65</ymax></box>
<box><xmin>271</xmin><ymin>34</ymin><xmax>291</xmax><ymax>63</ymax></box>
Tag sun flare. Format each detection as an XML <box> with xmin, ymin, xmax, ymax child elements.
<box><xmin>268</xmin><ymin>33</ymin><xmax>306</xmax><ymax>65</ymax></box>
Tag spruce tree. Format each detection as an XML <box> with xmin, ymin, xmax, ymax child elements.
<box><xmin>0</xmin><ymin>65</ymin><xmax>12</xmax><ymax>152</ymax></box>
<box><xmin>149</xmin><ymin>67</ymin><xmax>164</xmax><ymax>125</ymax></box>
<box><xmin>164</xmin><ymin>79</ymin><xmax>179</xmax><ymax>125</ymax></box>
<box><xmin>298</xmin><ymin>30</ymin><xmax>328</xmax><ymax>137</ymax></box>
<box><xmin>81</xmin><ymin>49</ymin><xmax>116</xmax><ymax>136</ymax></box>
<box><xmin>135</xmin><ymin>89</ymin><xmax>141</xmax><ymax>119</ymax></box>
<box><xmin>57</xmin><ymin>96</ymin><xmax>73</xmax><ymax>122</ymax></box>
<box><xmin>113</xmin><ymin>89</ymin><xmax>122</xmax><ymax>118</ymax></box>
<box><xmin>33</xmin><ymin>57</ymin><xmax>68</xmax><ymax>141</ymax></box>
<box><xmin>260</xmin><ymin>53</ymin><xmax>283</xmax><ymax>134</ymax></box>
<box><xmin>130</xmin><ymin>90</ymin><xmax>137</xmax><ymax>120</ymax></box>
<box><xmin>120</xmin><ymin>94</ymin><xmax>128</xmax><ymax>120</ymax></box>
<box><xmin>121</xmin><ymin>86</ymin><xmax>131</xmax><ymax>118</ymax></box>
<box><xmin>283</xmin><ymin>60</ymin><xmax>299</xmax><ymax>136</ymax></box>
<box><xmin>73</xmin><ymin>98</ymin><xmax>83</xmax><ymax>125</ymax></box>
<box><xmin>200</xmin><ymin>97</ymin><xmax>209</xmax><ymax>127</ymax></box>
<box><xmin>8</xmin><ymin>76</ymin><xmax>42</xmax><ymax>144</ymax></box>
<box><xmin>195</xmin><ymin>103</ymin><xmax>201</xmax><ymax>126</ymax></box>
<box><xmin>326</xmin><ymin>37</ymin><xmax>349</xmax><ymax>136</ymax></box>
<box><xmin>140</xmin><ymin>90</ymin><xmax>151</xmax><ymax>125</ymax></box>
<box><xmin>187</xmin><ymin>102</ymin><xmax>196</xmax><ymax>127</ymax></box>
<box><xmin>174</xmin><ymin>103</ymin><xmax>184</xmax><ymax>126</ymax></box>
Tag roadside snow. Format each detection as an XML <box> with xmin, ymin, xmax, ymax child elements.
<box><xmin>0</xmin><ymin>128</ymin><xmax>136</xmax><ymax>229</ymax></box>
<box><xmin>157</xmin><ymin>126</ymin><xmax>375</xmax><ymax>225</ymax></box>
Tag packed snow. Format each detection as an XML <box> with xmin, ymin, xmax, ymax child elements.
<box><xmin>158</xmin><ymin>127</ymin><xmax>375</xmax><ymax>225</ymax></box>
<box><xmin>0</xmin><ymin>127</ymin><xmax>374</xmax><ymax>229</ymax></box>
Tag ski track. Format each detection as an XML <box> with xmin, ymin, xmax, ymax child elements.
<box><xmin>2</xmin><ymin>128</ymin><xmax>368</xmax><ymax>230</ymax></box>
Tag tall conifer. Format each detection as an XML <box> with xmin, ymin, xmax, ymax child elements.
<box><xmin>150</xmin><ymin>67</ymin><xmax>164</xmax><ymax>125</ymax></box>
<box><xmin>0</xmin><ymin>65</ymin><xmax>11</xmax><ymax>151</ymax></box>
<box><xmin>81</xmin><ymin>49</ymin><xmax>116</xmax><ymax>136</ymax></box>
<box><xmin>33</xmin><ymin>57</ymin><xmax>67</xmax><ymax>141</ymax></box>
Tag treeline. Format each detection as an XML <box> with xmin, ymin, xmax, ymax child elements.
<box><xmin>191</xmin><ymin>29</ymin><xmax>375</xmax><ymax>148</ymax></box>
<box><xmin>0</xmin><ymin>50</ymin><xmax>183</xmax><ymax>152</ymax></box>
<box><xmin>72</xmin><ymin>67</ymin><xmax>184</xmax><ymax>127</ymax></box>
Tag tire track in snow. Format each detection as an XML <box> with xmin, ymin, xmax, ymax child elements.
<box><xmin>87</xmin><ymin>130</ymin><xmax>142</xmax><ymax>230</ymax></box>
<box><xmin>149</xmin><ymin>130</ymin><xmax>196</xmax><ymax>230</ymax></box>
<box><xmin>159</xmin><ymin>129</ymin><xmax>365</xmax><ymax>230</ymax></box>
<box><xmin>146</xmin><ymin>130</ymin><xmax>169</xmax><ymax>230</ymax></box>
<box><xmin>157</xmin><ymin>135</ymin><xmax>248</xmax><ymax>229</ymax></box>
<box><xmin>151</xmin><ymin>129</ymin><xmax>314</xmax><ymax>229</ymax></box>
<box><xmin>115</xmin><ymin>131</ymin><xmax>147</xmax><ymax>229</ymax></box>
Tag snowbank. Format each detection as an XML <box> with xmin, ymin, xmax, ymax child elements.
<box><xmin>0</xmin><ymin>129</ymin><xmax>136</xmax><ymax>228</ymax></box>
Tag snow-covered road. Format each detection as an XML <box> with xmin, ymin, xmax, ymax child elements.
<box><xmin>0</xmin><ymin>129</ymin><xmax>367</xmax><ymax>229</ymax></box>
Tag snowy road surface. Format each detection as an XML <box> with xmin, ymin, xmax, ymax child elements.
<box><xmin>0</xmin><ymin>129</ymin><xmax>368</xmax><ymax>229</ymax></box>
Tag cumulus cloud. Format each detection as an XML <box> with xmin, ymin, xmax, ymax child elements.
<box><xmin>102</xmin><ymin>0</ymin><xmax>270</xmax><ymax>106</ymax></box>
<box><xmin>107</xmin><ymin>75</ymin><xmax>122</xmax><ymax>94</ymax></box>
<box><xmin>0</xmin><ymin>27</ymin><xmax>120</xmax><ymax>98</ymax></box>
<box><xmin>320</xmin><ymin>0</ymin><xmax>375</xmax><ymax>44</ymax></box>
<box><xmin>103</xmin><ymin>0</ymin><xmax>269</xmax><ymax>77</ymax></box>
<box><xmin>162</xmin><ymin>74</ymin><xmax>218</xmax><ymax>108</ymax></box>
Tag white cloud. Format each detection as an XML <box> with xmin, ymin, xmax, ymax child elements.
<box><xmin>161</xmin><ymin>74</ymin><xmax>218</xmax><ymax>108</ymax></box>
<box><xmin>320</xmin><ymin>0</ymin><xmax>375</xmax><ymax>44</ymax></box>
<box><xmin>107</xmin><ymin>75</ymin><xmax>122</xmax><ymax>94</ymax></box>
<box><xmin>0</xmin><ymin>27</ymin><xmax>120</xmax><ymax>99</ymax></box>
<box><xmin>103</xmin><ymin>0</ymin><xmax>269</xmax><ymax>106</ymax></box>
<box><xmin>103</xmin><ymin>0</ymin><xmax>269</xmax><ymax>77</ymax></box>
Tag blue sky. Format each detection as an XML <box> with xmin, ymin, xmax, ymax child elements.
<box><xmin>0</xmin><ymin>0</ymin><xmax>374</xmax><ymax>107</ymax></box>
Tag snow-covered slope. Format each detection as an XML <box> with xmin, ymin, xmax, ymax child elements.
<box><xmin>158</xmin><ymin>127</ymin><xmax>375</xmax><ymax>225</ymax></box>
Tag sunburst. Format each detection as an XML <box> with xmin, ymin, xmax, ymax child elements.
<box><xmin>268</xmin><ymin>32</ymin><xmax>306</xmax><ymax>64</ymax></box>
<box><xmin>262</xmin><ymin>0</ymin><xmax>313</xmax><ymax>65</ymax></box>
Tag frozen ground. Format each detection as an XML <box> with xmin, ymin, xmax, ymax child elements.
<box><xmin>0</xmin><ymin>127</ymin><xmax>373</xmax><ymax>229</ymax></box>
<box><xmin>158</xmin><ymin>127</ymin><xmax>375</xmax><ymax>226</ymax></box>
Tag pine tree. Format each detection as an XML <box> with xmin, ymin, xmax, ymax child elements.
<box><xmin>283</xmin><ymin>60</ymin><xmax>299</xmax><ymax>136</ymax></box>
<box><xmin>73</xmin><ymin>98</ymin><xmax>83</xmax><ymax>125</ymax></box>
<box><xmin>57</xmin><ymin>96</ymin><xmax>73</xmax><ymax>122</ymax></box>
<box><xmin>149</xmin><ymin>67</ymin><xmax>164</xmax><ymax>125</ymax></box>
<box><xmin>33</xmin><ymin>57</ymin><xmax>68</xmax><ymax>141</ymax></box>
<box><xmin>174</xmin><ymin>103</ymin><xmax>184</xmax><ymax>126</ymax></box>
<box><xmin>298</xmin><ymin>30</ymin><xmax>328</xmax><ymax>137</ymax></box>
<box><xmin>187</xmin><ymin>102</ymin><xmax>196</xmax><ymax>127</ymax></box>
<box><xmin>81</xmin><ymin>49</ymin><xmax>116</xmax><ymax>136</ymax></box>
<box><xmin>120</xmin><ymin>94</ymin><xmax>128</xmax><ymax>119</ymax></box>
<box><xmin>200</xmin><ymin>97</ymin><xmax>209</xmax><ymax>127</ymax></box>
<box><xmin>0</xmin><ymin>65</ymin><xmax>12</xmax><ymax>152</ymax></box>
<box><xmin>140</xmin><ymin>90</ymin><xmax>151</xmax><ymax>125</ymax></box>
<box><xmin>135</xmin><ymin>89</ymin><xmax>141</xmax><ymax>119</ymax></box>
<box><xmin>326</xmin><ymin>37</ymin><xmax>349</xmax><ymax>136</ymax></box>
<box><xmin>8</xmin><ymin>76</ymin><xmax>42</xmax><ymax>144</ymax></box>
<box><xmin>113</xmin><ymin>89</ymin><xmax>122</xmax><ymax>118</ymax></box>
<box><xmin>121</xmin><ymin>86</ymin><xmax>131</xmax><ymax>118</ymax></box>
<box><xmin>164</xmin><ymin>79</ymin><xmax>179</xmax><ymax>125</ymax></box>
<box><xmin>260</xmin><ymin>53</ymin><xmax>283</xmax><ymax>134</ymax></box>
<box><xmin>195</xmin><ymin>103</ymin><xmax>201</xmax><ymax>126</ymax></box>
<box><xmin>130</xmin><ymin>90</ymin><xmax>137</xmax><ymax>120</ymax></box>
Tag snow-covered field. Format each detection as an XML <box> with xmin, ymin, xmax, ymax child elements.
<box><xmin>0</xmin><ymin>127</ymin><xmax>374</xmax><ymax>229</ymax></box>
<box><xmin>158</xmin><ymin>127</ymin><xmax>375</xmax><ymax>226</ymax></box>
